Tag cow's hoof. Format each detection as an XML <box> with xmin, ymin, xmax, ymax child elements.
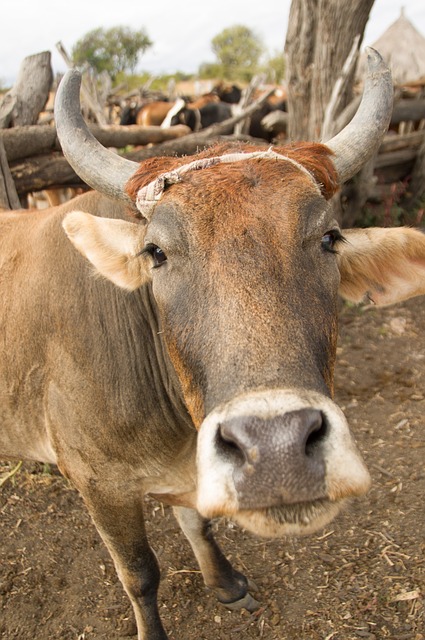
<box><xmin>220</xmin><ymin>590</ymin><xmax>260</xmax><ymax>612</ymax></box>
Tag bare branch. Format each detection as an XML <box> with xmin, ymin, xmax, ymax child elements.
<box><xmin>321</xmin><ymin>34</ymin><xmax>361</xmax><ymax>141</ymax></box>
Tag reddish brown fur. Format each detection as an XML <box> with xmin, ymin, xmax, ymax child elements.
<box><xmin>188</xmin><ymin>94</ymin><xmax>220</xmax><ymax>109</ymax></box>
<box><xmin>126</xmin><ymin>141</ymin><xmax>339</xmax><ymax>206</ymax></box>
<box><xmin>135</xmin><ymin>101</ymin><xmax>174</xmax><ymax>126</ymax></box>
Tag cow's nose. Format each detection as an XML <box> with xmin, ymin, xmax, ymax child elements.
<box><xmin>217</xmin><ymin>409</ymin><xmax>327</xmax><ymax>507</ymax></box>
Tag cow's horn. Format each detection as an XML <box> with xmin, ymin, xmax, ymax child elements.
<box><xmin>324</xmin><ymin>47</ymin><xmax>393</xmax><ymax>184</ymax></box>
<box><xmin>54</xmin><ymin>69</ymin><xmax>139</xmax><ymax>203</ymax></box>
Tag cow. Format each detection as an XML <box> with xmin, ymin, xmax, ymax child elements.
<box><xmin>119</xmin><ymin>99</ymin><xmax>142</xmax><ymax>125</ymax></box>
<box><xmin>120</xmin><ymin>100</ymin><xmax>174</xmax><ymax>126</ymax></box>
<box><xmin>2</xmin><ymin>49</ymin><xmax>425</xmax><ymax>640</ymax></box>
<box><xmin>248</xmin><ymin>96</ymin><xmax>287</xmax><ymax>141</ymax></box>
<box><xmin>168</xmin><ymin>99</ymin><xmax>233</xmax><ymax>131</ymax></box>
<box><xmin>212</xmin><ymin>81</ymin><xmax>243</xmax><ymax>104</ymax></box>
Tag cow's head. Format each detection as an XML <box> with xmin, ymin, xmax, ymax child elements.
<box><xmin>55</xmin><ymin>50</ymin><xmax>425</xmax><ymax>537</ymax></box>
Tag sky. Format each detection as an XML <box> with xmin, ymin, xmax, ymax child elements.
<box><xmin>1</xmin><ymin>0</ymin><xmax>425</xmax><ymax>86</ymax></box>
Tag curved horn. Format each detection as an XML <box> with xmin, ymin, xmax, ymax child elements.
<box><xmin>54</xmin><ymin>69</ymin><xmax>139</xmax><ymax>203</ymax></box>
<box><xmin>324</xmin><ymin>47</ymin><xmax>393</xmax><ymax>184</ymax></box>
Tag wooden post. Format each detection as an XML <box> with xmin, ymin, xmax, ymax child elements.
<box><xmin>0</xmin><ymin>51</ymin><xmax>53</xmax><ymax>128</ymax></box>
<box><xmin>0</xmin><ymin>136</ymin><xmax>21</xmax><ymax>209</ymax></box>
<box><xmin>0</xmin><ymin>51</ymin><xmax>53</xmax><ymax>209</ymax></box>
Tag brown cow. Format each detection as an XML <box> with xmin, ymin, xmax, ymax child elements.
<box><xmin>2</xmin><ymin>49</ymin><xmax>425</xmax><ymax>640</ymax></box>
<box><xmin>137</xmin><ymin>100</ymin><xmax>175</xmax><ymax>126</ymax></box>
<box><xmin>120</xmin><ymin>100</ymin><xmax>175</xmax><ymax>126</ymax></box>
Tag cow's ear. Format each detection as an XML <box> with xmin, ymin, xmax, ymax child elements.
<box><xmin>337</xmin><ymin>227</ymin><xmax>425</xmax><ymax>306</ymax></box>
<box><xmin>63</xmin><ymin>211</ymin><xmax>150</xmax><ymax>290</ymax></box>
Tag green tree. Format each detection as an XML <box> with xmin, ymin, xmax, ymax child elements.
<box><xmin>198</xmin><ymin>61</ymin><xmax>225</xmax><ymax>79</ymax></box>
<box><xmin>72</xmin><ymin>26</ymin><xmax>152</xmax><ymax>79</ymax></box>
<box><xmin>210</xmin><ymin>25</ymin><xmax>264</xmax><ymax>82</ymax></box>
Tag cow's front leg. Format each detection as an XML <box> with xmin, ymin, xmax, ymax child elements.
<box><xmin>81</xmin><ymin>485</ymin><xmax>168</xmax><ymax>640</ymax></box>
<box><xmin>173</xmin><ymin>506</ymin><xmax>259</xmax><ymax>611</ymax></box>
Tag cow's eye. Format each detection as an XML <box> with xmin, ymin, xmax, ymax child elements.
<box><xmin>141</xmin><ymin>243</ymin><xmax>168</xmax><ymax>268</ymax></box>
<box><xmin>321</xmin><ymin>230</ymin><xmax>344</xmax><ymax>254</ymax></box>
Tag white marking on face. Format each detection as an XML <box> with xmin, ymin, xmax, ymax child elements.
<box><xmin>231</xmin><ymin>501</ymin><xmax>343</xmax><ymax>538</ymax></box>
<box><xmin>196</xmin><ymin>389</ymin><xmax>370</xmax><ymax>536</ymax></box>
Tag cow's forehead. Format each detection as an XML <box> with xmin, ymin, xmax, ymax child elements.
<box><xmin>136</xmin><ymin>150</ymin><xmax>322</xmax><ymax>221</ymax></box>
<box><xmin>147</xmin><ymin>159</ymin><xmax>331</xmax><ymax>254</ymax></box>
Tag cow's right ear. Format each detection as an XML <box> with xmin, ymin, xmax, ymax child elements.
<box><xmin>62</xmin><ymin>211</ymin><xmax>150</xmax><ymax>290</ymax></box>
<box><xmin>337</xmin><ymin>227</ymin><xmax>425</xmax><ymax>306</ymax></box>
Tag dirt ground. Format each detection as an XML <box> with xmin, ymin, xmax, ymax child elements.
<box><xmin>1</xmin><ymin>296</ymin><xmax>424</xmax><ymax>640</ymax></box>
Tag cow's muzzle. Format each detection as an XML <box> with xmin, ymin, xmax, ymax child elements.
<box><xmin>196</xmin><ymin>389</ymin><xmax>371</xmax><ymax>536</ymax></box>
<box><xmin>217</xmin><ymin>408</ymin><xmax>327</xmax><ymax>508</ymax></box>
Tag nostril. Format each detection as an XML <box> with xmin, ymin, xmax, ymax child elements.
<box><xmin>217</xmin><ymin>422</ymin><xmax>246</xmax><ymax>464</ymax></box>
<box><xmin>305</xmin><ymin>410</ymin><xmax>327</xmax><ymax>457</ymax></box>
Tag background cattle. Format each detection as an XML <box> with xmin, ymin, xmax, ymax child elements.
<box><xmin>120</xmin><ymin>94</ymin><xmax>233</xmax><ymax>132</ymax></box>
<box><xmin>117</xmin><ymin>84</ymin><xmax>287</xmax><ymax>139</ymax></box>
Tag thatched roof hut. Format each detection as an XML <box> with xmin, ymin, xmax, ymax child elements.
<box><xmin>359</xmin><ymin>8</ymin><xmax>425</xmax><ymax>85</ymax></box>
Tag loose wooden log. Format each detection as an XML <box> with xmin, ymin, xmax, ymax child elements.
<box><xmin>88</xmin><ymin>123</ymin><xmax>190</xmax><ymax>148</ymax></box>
<box><xmin>391</xmin><ymin>99</ymin><xmax>425</xmax><ymax>125</ymax></box>
<box><xmin>332</xmin><ymin>98</ymin><xmax>425</xmax><ymax>138</ymax></box>
<box><xmin>3</xmin><ymin>126</ymin><xmax>59</xmax><ymax>161</ymax></box>
<box><xmin>2</xmin><ymin>124</ymin><xmax>191</xmax><ymax>162</ymax></box>
<box><xmin>234</xmin><ymin>75</ymin><xmax>265</xmax><ymax>136</ymax></box>
<box><xmin>379</xmin><ymin>131</ymin><xmax>425</xmax><ymax>154</ymax></box>
<box><xmin>375</xmin><ymin>149</ymin><xmax>417</xmax><ymax>168</ymax></box>
<box><xmin>10</xmin><ymin>152</ymin><xmax>82</xmax><ymax>194</ymax></box>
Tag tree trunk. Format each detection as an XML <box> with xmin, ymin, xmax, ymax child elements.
<box><xmin>285</xmin><ymin>0</ymin><xmax>375</xmax><ymax>141</ymax></box>
<box><xmin>0</xmin><ymin>51</ymin><xmax>53</xmax><ymax>209</ymax></box>
<box><xmin>0</xmin><ymin>52</ymin><xmax>53</xmax><ymax>128</ymax></box>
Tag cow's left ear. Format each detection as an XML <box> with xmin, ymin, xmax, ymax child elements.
<box><xmin>63</xmin><ymin>211</ymin><xmax>150</xmax><ymax>290</ymax></box>
<box><xmin>337</xmin><ymin>227</ymin><xmax>425</xmax><ymax>306</ymax></box>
